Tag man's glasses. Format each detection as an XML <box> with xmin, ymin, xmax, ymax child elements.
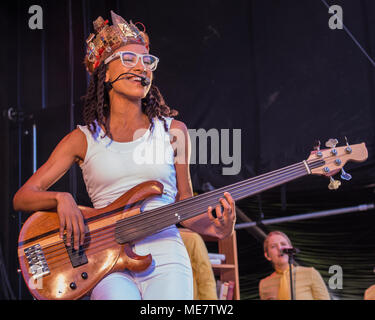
<box><xmin>104</xmin><ymin>51</ymin><xmax>159</xmax><ymax>71</ymax></box>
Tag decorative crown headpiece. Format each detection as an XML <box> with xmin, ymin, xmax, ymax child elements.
<box><xmin>84</xmin><ymin>10</ymin><xmax>149</xmax><ymax>74</ymax></box>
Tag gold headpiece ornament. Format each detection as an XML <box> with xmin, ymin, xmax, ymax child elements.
<box><xmin>84</xmin><ymin>10</ymin><xmax>149</xmax><ymax>74</ymax></box>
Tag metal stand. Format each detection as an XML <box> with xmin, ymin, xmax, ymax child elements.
<box><xmin>235</xmin><ymin>204</ymin><xmax>375</xmax><ymax>231</ymax></box>
<box><xmin>287</xmin><ymin>252</ymin><xmax>295</xmax><ymax>300</ymax></box>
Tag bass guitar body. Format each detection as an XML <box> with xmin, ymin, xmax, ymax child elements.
<box><xmin>18</xmin><ymin>181</ymin><xmax>163</xmax><ymax>300</ymax></box>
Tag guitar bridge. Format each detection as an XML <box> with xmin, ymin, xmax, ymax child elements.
<box><xmin>24</xmin><ymin>244</ymin><xmax>50</xmax><ymax>279</ymax></box>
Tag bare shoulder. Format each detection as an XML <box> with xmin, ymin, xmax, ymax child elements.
<box><xmin>170</xmin><ymin>119</ymin><xmax>188</xmax><ymax>132</ymax></box>
<box><xmin>54</xmin><ymin>128</ymin><xmax>87</xmax><ymax>162</ymax></box>
<box><xmin>170</xmin><ymin>119</ymin><xmax>189</xmax><ymax>142</ymax></box>
<box><xmin>66</xmin><ymin>127</ymin><xmax>87</xmax><ymax>144</ymax></box>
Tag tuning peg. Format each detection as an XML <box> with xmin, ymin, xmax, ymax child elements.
<box><xmin>314</xmin><ymin>140</ymin><xmax>321</xmax><ymax>151</ymax></box>
<box><xmin>344</xmin><ymin>136</ymin><xmax>352</xmax><ymax>154</ymax></box>
<box><xmin>328</xmin><ymin>177</ymin><xmax>341</xmax><ymax>190</ymax></box>
<box><xmin>340</xmin><ymin>168</ymin><xmax>352</xmax><ymax>181</ymax></box>
<box><xmin>314</xmin><ymin>140</ymin><xmax>324</xmax><ymax>158</ymax></box>
<box><xmin>325</xmin><ymin>138</ymin><xmax>338</xmax><ymax>148</ymax></box>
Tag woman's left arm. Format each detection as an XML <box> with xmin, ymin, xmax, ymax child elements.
<box><xmin>170</xmin><ymin>119</ymin><xmax>236</xmax><ymax>239</ymax></box>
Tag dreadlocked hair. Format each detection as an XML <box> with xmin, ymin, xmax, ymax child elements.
<box><xmin>82</xmin><ymin>62</ymin><xmax>178</xmax><ymax>139</ymax></box>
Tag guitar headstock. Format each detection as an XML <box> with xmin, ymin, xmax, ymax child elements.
<box><xmin>306</xmin><ymin>138</ymin><xmax>368</xmax><ymax>190</ymax></box>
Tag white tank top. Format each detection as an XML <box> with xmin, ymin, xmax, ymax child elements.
<box><xmin>77</xmin><ymin>117</ymin><xmax>177</xmax><ymax>211</ymax></box>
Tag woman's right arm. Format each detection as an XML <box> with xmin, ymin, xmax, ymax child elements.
<box><xmin>13</xmin><ymin>128</ymin><xmax>87</xmax><ymax>250</ymax></box>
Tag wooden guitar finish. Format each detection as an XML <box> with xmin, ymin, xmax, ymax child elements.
<box><xmin>18</xmin><ymin>181</ymin><xmax>162</xmax><ymax>300</ymax></box>
<box><xmin>17</xmin><ymin>142</ymin><xmax>368</xmax><ymax>300</ymax></box>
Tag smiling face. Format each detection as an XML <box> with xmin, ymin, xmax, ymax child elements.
<box><xmin>264</xmin><ymin>233</ymin><xmax>293</xmax><ymax>270</ymax></box>
<box><xmin>105</xmin><ymin>43</ymin><xmax>153</xmax><ymax>100</ymax></box>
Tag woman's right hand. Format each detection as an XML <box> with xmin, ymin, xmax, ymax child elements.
<box><xmin>56</xmin><ymin>192</ymin><xmax>86</xmax><ymax>251</ymax></box>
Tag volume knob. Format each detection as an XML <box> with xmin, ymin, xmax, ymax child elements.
<box><xmin>70</xmin><ymin>282</ymin><xmax>77</xmax><ymax>290</ymax></box>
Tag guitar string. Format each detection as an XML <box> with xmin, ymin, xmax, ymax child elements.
<box><xmin>115</xmin><ymin>169</ymin><xmax>309</xmax><ymax>243</ymax></box>
<box><xmin>45</xmin><ymin>167</ymin><xmax>310</xmax><ymax>269</ymax></box>
<box><xmin>27</xmin><ymin>142</ymin><xmax>357</xmax><ymax>258</ymax></box>
<box><xmin>46</xmin><ymin>237</ymin><xmax>118</xmax><ymax>269</ymax></box>
<box><xmin>42</xmin><ymin>156</ymin><xmax>339</xmax><ymax>269</ymax></box>
<box><xmin>44</xmin><ymin>168</ymin><xmax>305</xmax><ymax>266</ymax></box>
<box><xmin>39</xmin><ymin>163</ymin><xmax>302</xmax><ymax>257</ymax></box>
<box><xmin>41</xmin><ymin>165</ymin><xmax>312</xmax><ymax>262</ymax></box>
<box><xmin>40</xmin><ymin>162</ymin><xmax>308</xmax><ymax>248</ymax></box>
<box><xmin>41</xmin><ymin>159</ymin><xmax>316</xmax><ymax>255</ymax></box>
<box><xmin>38</xmin><ymin>158</ymin><xmax>332</xmax><ymax>262</ymax></box>
<box><xmin>41</xmin><ymin>158</ymin><xmax>327</xmax><ymax>262</ymax></box>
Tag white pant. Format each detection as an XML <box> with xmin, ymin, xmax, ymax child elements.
<box><xmin>90</xmin><ymin>226</ymin><xmax>194</xmax><ymax>300</ymax></box>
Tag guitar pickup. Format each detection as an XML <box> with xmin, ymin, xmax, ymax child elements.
<box><xmin>63</xmin><ymin>235</ymin><xmax>88</xmax><ymax>268</ymax></box>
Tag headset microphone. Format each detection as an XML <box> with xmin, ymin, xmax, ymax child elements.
<box><xmin>125</xmin><ymin>72</ymin><xmax>150</xmax><ymax>86</ymax></box>
<box><xmin>140</xmin><ymin>77</ymin><xmax>150</xmax><ymax>86</ymax></box>
<box><xmin>105</xmin><ymin>72</ymin><xmax>150</xmax><ymax>91</ymax></box>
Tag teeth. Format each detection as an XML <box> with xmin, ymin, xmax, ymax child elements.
<box><xmin>128</xmin><ymin>77</ymin><xmax>142</xmax><ymax>82</ymax></box>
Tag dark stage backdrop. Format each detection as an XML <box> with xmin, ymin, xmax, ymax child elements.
<box><xmin>0</xmin><ymin>0</ymin><xmax>374</xmax><ymax>300</ymax></box>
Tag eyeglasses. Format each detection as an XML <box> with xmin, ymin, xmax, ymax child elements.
<box><xmin>104</xmin><ymin>51</ymin><xmax>159</xmax><ymax>71</ymax></box>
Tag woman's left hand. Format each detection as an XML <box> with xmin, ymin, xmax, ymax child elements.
<box><xmin>207</xmin><ymin>192</ymin><xmax>236</xmax><ymax>239</ymax></box>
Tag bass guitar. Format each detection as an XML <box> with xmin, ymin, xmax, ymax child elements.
<box><xmin>18</xmin><ymin>140</ymin><xmax>368</xmax><ymax>299</ymax></box>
